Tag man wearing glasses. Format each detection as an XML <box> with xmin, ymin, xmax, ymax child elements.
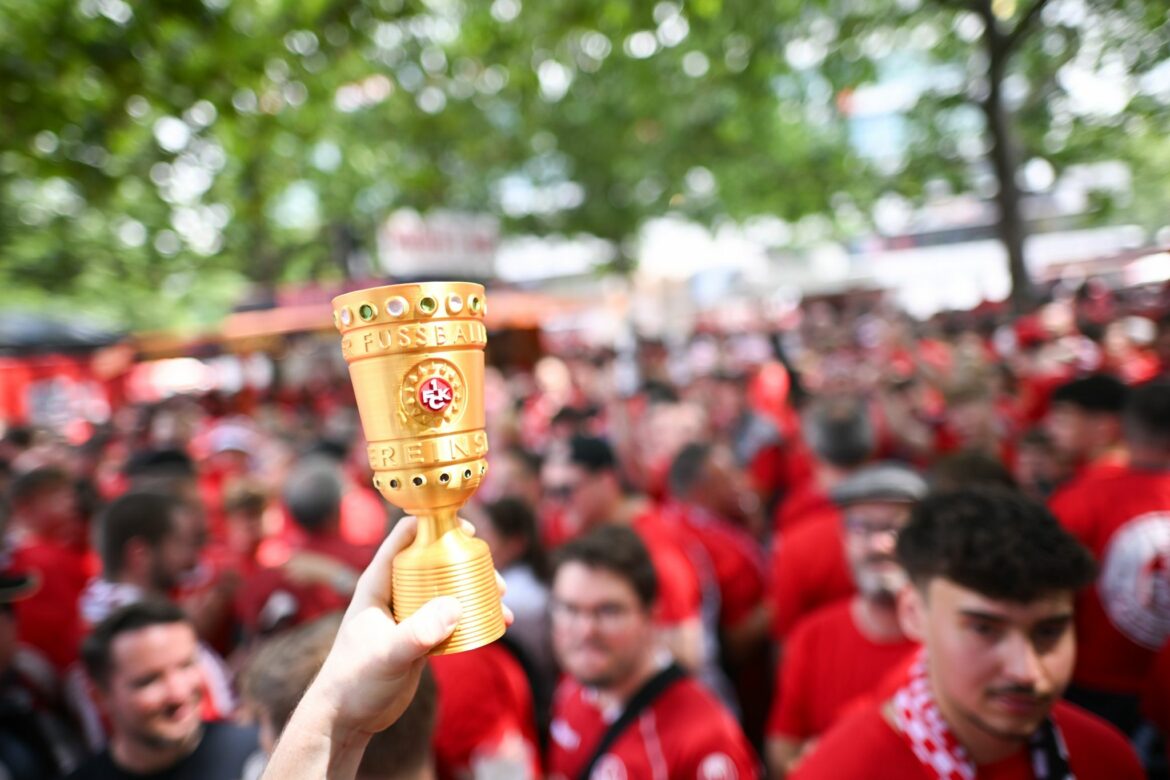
<box><xmin>546</xmin><ymin>525</ymin><xmax>759</xmax><ymax>780</ymax></box>
<box><xmin>766</xmin><ymin>463</ymin><xmax>926</xmax><ymax>777</ymax></box>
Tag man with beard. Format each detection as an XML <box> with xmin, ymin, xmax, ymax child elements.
<box><xmin>792</xmin><ymin>488</ymin><xmax>1142</xmax><ymax>779</ymax></box>
<box><xmin>765</xmin><ymin>463</ymin><xmax>925</xmax><ymax>777</ymax></box>
<box><xmin>80</xmin><ymin>492</ymin><xmax>205</xmax><ymax>627</ymax></box>
<box><xmin>68</xmin><ymin>600</ymin><xmax>259</xmax><ymax>779</ymax></box>
<box><xmin>546</xmin><ymin>525</ymin><xmax>759</xmax><ymax>780</ymax></box>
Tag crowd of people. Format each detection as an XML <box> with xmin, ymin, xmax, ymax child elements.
<box><xmin>0</xmin><ymin>284</ymin><xmax>1169</xmax><ymax>779</ymax></box>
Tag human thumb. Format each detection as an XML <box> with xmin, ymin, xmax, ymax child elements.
<box><xmin>390</xmin><ymin>596</ymin><xmax>463</xmax><ymax>665</ymax></box>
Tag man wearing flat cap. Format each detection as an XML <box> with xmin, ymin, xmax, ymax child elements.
<box><xmin>765</xmin><ymin>463</ymin><xmax>927</xmax><ymax>778</ymax></box>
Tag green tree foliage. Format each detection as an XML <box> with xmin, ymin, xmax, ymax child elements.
<box><xmin>0</xmin><ymin>0</ymin><xmax>1166</xmax><ymax>327</ymax></box>
<box><xmin>793</xmin><ymin>0</ymin><xmax>1170</xmax><ymax>308</ymax></box>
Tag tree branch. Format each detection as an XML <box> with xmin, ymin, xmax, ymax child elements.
<box><xmin>1004</xmin><ymin>0</ymin><xmax>1052</xmax><ymax>54</ymax></box>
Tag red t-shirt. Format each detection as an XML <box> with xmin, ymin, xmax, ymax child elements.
<box><xmin>633</xmin><ymin>509</ymin><xmax>704</xmax><ymax>626</ymax></box>
<box><xmin>177</xmin><ymin>543</ymin><xmax>262</xmax><ymax>656</ymax></box>
<box><xmin>748</xmin><ymin>441</ymin><xmax>815</xmax><ymax>511</ymax></box>
<box><xmin>791</xmin><ymin>700</ymin><xmax>1143</xmax><ymax>780</ymax></box>
<box><xmin>771</xmin><ymin>484</ymin><xmax>837</xmax><ymax>536</ymax></box>
<box><xmin>767</xmin><ymin>600</ymin><xmax>918</xmax><ymax>740</ymax></box>
<box><xmin>667</xmin><ymin>502</ymin><xmax>767</xmax><ymax>629</ymax></box>
<box><xmin>1048</xmin><ymin>467</ymin><xmax>1170</xmax><ymax>693</ymax></box>
<box><xmin>768</xmin><ymin>517</ymin><xmax>855</xmax><ymax>641</ymax></box>
<box><xmin>548</xmin><ymin>674</ymin><xmax>760</xmax><ymax>780</ymax></box>
<box><xmin>339</xmin><ymin>486</ymin><xmax>388</xmax><ymax>547</ymax></box>
<box><xmin>11</xmin><ymin>537</ymin><xmax>91</xmax><ymax>671</ymax></box>
<box><xmin>235</xmin><ymin>535</ymin><xmax>375</xmax><ymax>635</ymax></box>
<box><xmin>1047</xmin><ymin>452</ymin><xmax>1128</xmax><ymax>504</ymax></box>
<box><xmin>431</xmin><ymin>642</ymin><xmax>541</xmax><ymax>780</ymax></box>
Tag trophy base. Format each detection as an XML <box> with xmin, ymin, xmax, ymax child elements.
<box><xmin>392</xmin><ymin>526</ymin><xmax>507</xmax><ymax>655</ymax></box>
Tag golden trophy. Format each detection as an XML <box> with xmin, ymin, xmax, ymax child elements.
<box><xmin>332</xmin><ymin>281</ymin><xmax>505</xmax><ymax>654</ymax></box>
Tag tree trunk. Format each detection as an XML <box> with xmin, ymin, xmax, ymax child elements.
<box><xmin>979</xmin><ymin>8</ymin><xmax>1038</xmax><ymax>313</ymax></box>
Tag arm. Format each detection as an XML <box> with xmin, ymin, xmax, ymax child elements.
<box><xmin>722</xmin><ymin>603</ymin><xmax>772</xmax><ymax>664</ymax></box>
<box><xmin>181</xmin><ymin>567</ymin><xmax>241</xmax><ymax>643</ymax></box>
<box><xmin>262</xmin><ymin>517</ymin><xmax>507</xmax><ymax>780</ymax></box>
<box><xmin>282</xmin><ymin>551</ymin><xmax>360</xmax><ymax>596</ymax></box>
<box><xmin>659</xmin><ymin>616</ymin><xmax>705</xmax><ymax>672</ymax></box>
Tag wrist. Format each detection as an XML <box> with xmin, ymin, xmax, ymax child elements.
<box><xmin>293</xmin><ymin>683</ymin><xmax>373</xmax><ymax>753</ymax></box>
<box><xmin>263</xmin><ymin>687</ymin><xmax>372</xmax><ymax>780</ymax></box>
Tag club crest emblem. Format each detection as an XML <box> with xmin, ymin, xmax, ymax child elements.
<box><xmin>401</xmin><ymin>360</ymin><xmax>464</xmax><ymax>428</ymax></box>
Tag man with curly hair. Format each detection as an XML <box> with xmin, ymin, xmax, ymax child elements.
<box><xmin>792</xmin><ymin>488</ymin><xmax>1142</xmax><ymax>779</ymax></box>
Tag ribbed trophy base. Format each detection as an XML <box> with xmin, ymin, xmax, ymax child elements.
<box><xmin>392</xmin><ymin>528</ymin><xmax>507</xmax><ymax>655</ymax></box>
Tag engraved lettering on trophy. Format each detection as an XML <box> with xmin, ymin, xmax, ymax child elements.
<box><xmin>372</xmin><ymin>442</ymin><xmax>400</xmax><ymax>467</ymax></box>
<box><xmin>341</xmin><ymin>337</ymin><xmax>352</xmax><ymax>358</ymax></box>
<box><xmin>354</xmin><ymin>323</ymin><xmax>488</xmax><ymax>355</ymax></box>
<box><xmin>367</xmin><ymin>433</ymin><xmax>492</xmax><ymax>471</ymax></box>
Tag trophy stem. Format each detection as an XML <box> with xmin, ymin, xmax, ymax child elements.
<box><xmin>411</xmin><ymin>506</ymin><xmax>463</xmax><ymax>544</ymax></box>
<box><xmin>392</xmin><ymin>506</ymin><xmax>507</xmax><ymax>655</ymax></box>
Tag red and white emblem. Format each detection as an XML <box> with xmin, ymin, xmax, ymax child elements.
<box><xmin>401</xmin><ymin>359</ymin><xmax>464</xmax><ymax>428</ymax></box>
<box><xmin>419</xmin><ymin>377</ymin><xmax>453</xmax><ymax>412</ymax></box>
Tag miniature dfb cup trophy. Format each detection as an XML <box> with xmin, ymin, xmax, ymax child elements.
<box><xmin>332</xmin><ymin>282</ymin><xmax>506</xmax><ymax>654</ymax></box>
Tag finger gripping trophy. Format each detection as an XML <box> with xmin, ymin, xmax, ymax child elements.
<box><xmin>332</xmin><ymin>282</ymin><xmax>506</xmax><ymax>654</ymax></box>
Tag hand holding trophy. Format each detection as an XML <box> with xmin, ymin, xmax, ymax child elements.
<box><xmin>332</xmin><ymin>281</ymin><xmax>506</xmax><ymax>654</ymax></box>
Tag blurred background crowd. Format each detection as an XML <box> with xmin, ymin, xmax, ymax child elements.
<box><xmin>1</xmin><ymin>274</ymin><xmax>1169</xmax><ymax>777</ymax></box>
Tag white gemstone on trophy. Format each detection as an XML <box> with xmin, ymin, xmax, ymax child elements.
<box><xmin>386</xmin><ymin>296</ymin><xmax>408</xmax><ymax>317</ymax></box>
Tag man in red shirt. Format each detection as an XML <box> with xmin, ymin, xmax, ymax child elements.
<box><xmin>236</xmin><ymin>457</ymin><xmax>374</xmax><ymax>638</ymax></box>
<box><xmin>767</xmin><ymin>397</ymin><xmax>880</xmax><ymax>643</ymax></box>
<box><xmin>766</xmin><ymin>463</ymin><xmax>925</xmax><ymax>777</ymax></box>
<box><xmin>772</xmin><ymin>458</ymin><xmax>926</xmax><ymax>645</ymax></box>
<box><xmin>548</xmin><ymin>436</ymin><xmax>706</xmax><ymax>673</ymax></box>
<box><xmin>1043</xmin><ymin>374</ymin><xmax>1128</xmax><ymax>487</ymax></box>
<box><xmin>1048</xmin><ymin>379</ymin><xmax>1170</xmax><ymax>742</ymax></box>
<box><xmin>6</xmin><ymin>466</ymin><xmax>89</xmax><ymax>670</ymax></box>
<box><xmin>666</xmin><ymin>442</ymin><xmax>772</xmax><ymax>740</ymax></box>
<box><xmin>792</xmin><ymin>488</ymin><xmax>1143</xmax><ymax>779</ymax></box>
<box><xmin>770</xmin><ymin>396</ymin><xmax>876</xmax><ymax>534</ymax></box>
<box><xmin>547</xmin><ymin>525</ymin><xmax>760</xmax><ymax>779</ymax></box>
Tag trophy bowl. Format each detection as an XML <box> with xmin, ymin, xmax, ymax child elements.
<box><xmin>332</xmin><ymin>281</ymin><xmax>505</xmax><ymax>654</ymax></box>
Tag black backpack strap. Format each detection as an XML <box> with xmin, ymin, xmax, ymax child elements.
<box><xmin>577</xmin><ymin>663</ymin><xmax>687</xmax><ymax>780</ymax></box>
